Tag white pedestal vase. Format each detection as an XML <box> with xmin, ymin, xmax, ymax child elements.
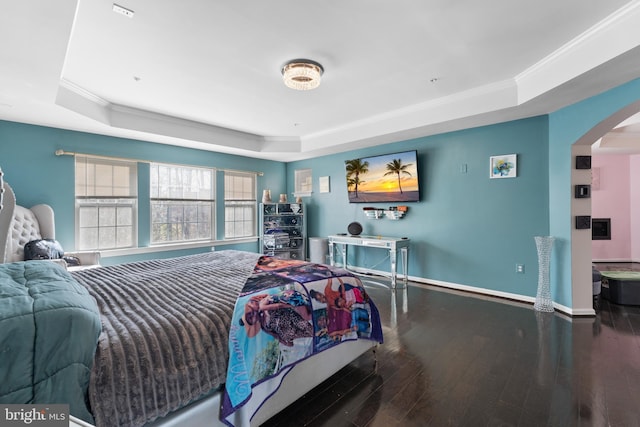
<box><xmin>534</xmin><ymin>236</ymin><xmax>555</xmax><ymax>312</ymax></box>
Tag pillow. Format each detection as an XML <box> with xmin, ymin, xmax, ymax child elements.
<box><xmin>24</xmin><ymin>239</ymin><xmax>65</xmax><ymax>261</ymax></box>
<box><xmin>63</xmin><ymin>256</ymin><xmax>81</xmax><ymax>267</ymax></box>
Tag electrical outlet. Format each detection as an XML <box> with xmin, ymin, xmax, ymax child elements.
<box><xmin>516</xmin><ymin>264</ymin><xmax>525</xmax><ymax>274</ymax></box>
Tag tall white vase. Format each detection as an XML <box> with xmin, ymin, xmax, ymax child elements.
<box><xmin>534</xmin><ymin>236</ymin><xmax>555</xmax><ymax>312</ymax></box>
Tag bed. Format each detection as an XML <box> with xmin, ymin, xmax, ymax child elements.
<box><xmin>0</xmin><ymin>250</ymin><xmax>382</xmax><ymax>427</ymax></box>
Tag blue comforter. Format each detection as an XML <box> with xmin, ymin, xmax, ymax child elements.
<box><xmin>0</xmin><ymin>261</ymin><xmax>101</xmax><ymax>422</ymax></box>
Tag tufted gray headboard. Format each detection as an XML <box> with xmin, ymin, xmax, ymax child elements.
<box><xmin>0</xmin><ymin>183</ymin><xmax>56</xmax><ymax>263</ymax></box>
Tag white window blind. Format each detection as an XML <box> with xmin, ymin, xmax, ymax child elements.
<box><xmin>75</xmin><ymin>155</ymin><xmax>138</xmax><ymax>250</ymax></box>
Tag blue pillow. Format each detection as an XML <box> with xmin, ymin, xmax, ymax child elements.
<box><xmin>24</xmin><ymin>239</ymin><xmax>65</xmax><ymax>260</ymax></box>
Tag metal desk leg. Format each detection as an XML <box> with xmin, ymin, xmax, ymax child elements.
<box><xmin>340</xmin><ymin>243</ymin><xmax>347</xmax><ymax>269</ymax></box>
<box><xmin>328</xmin><ymin>241</ymin><xmax>335</xmax><ymax>266</ymax></box>
<box><xmin>390</xmin><ymin>247</ymin><xmax>397</xmax><ymax>289</ymax></box>
<box><xmin>401</xmin><ymin>247</ymin><xmax>409</xmax><ymax>287</ymax></box>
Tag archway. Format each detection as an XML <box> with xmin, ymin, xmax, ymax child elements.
<box><xmin>570</xmin><ymin>99</ymin><xmax>640</xmax><ymax>313</ymax></box>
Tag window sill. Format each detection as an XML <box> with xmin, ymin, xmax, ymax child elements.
<box><xmin>99</xmin><ymin>237</ymin><xmax>259</xmax><ymax>258</ymax></box>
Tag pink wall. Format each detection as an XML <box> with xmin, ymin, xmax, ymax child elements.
<box><xmin>591</xmin><ymin>154</ymin><xmax>631</xmax><ymax>260</ymax></box>
<box><xmin>630</xmin><ymin>155</ymin><xmax>640</xmax><ymax>261</ymax></box>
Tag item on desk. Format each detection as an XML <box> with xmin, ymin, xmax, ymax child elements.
<box><xmin>348</xmin><ymin>221</ymin><xmax>363</xmax><ymax>236</ymax></box>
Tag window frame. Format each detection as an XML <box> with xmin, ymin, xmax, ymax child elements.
<box><xmin>75</xmin><ymin>155</ymin><xmax>138</xmax><ymax>251</ymax></box>
<box><xmin>224</xmin><ymin>171</ymin><xmax>257</xmax><ymax>240</ymax></box>
<box><xmin>149</xmin><ymin>162</ymin><xmax>216</xmax><ymax>245</ymax></box>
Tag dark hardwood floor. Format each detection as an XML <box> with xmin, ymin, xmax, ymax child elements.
<box><xmin>262</xmin><ymin>279</ymin><xmax>640</xmax><ymax>427</ymax></box>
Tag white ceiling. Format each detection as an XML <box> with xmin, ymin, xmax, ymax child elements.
<box><xmin>593</xmin><ymin>111</ymin><xmax>640</xmax><ymax>154</ymax></box>
<box><xmin>2</xmin><ymin>0</ymin><xmax>640</xmax><ymax>161</ymax></box>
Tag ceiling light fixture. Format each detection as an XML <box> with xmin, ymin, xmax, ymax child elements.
<box><xmin>281</xmin><ymin>59</ymin><xmax>324</xmax><ymax>91</ymax></box>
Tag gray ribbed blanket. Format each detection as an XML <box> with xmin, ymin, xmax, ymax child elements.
<box><xmin>71</xmin><ymin>250</ymin><xmax>261</xmax><ymax>427</ymax></box>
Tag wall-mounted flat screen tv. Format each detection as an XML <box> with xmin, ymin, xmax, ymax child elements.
<box><xmin>345</xmin><ymin>150</ymin><xmax>420</xmax><ymax>203</ymax></box>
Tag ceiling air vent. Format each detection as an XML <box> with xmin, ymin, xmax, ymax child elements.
<box><xmin>112</xmin><ymin>4</ymin><xmax>134</xmax><ymax>18</ymax></box>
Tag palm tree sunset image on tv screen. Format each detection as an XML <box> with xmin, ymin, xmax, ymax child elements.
<box><xmin>345</xmin><ymin>150</ymin><xmax>419</xmax><ymax>203</ymax></box>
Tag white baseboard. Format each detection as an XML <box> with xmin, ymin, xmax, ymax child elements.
<box><xmin>347</xmin><ymin>265</ymin><xmax>595</xmax><ymax>317</ymax></box>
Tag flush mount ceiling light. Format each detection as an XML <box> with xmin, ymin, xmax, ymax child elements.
<box><xmin>281</xmin><ymin>59</ymin><xmax>324</xmax><ymax>91</ymax></box>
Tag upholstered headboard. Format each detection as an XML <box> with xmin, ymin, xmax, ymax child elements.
<box><xmin>0</xmin><ymin>183</ymin><xmax>56</xmax><ymax>263</ymax></box>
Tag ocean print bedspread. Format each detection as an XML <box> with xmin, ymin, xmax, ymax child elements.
<box><xmin>221</xmin><ymin>256</ymin><xmax>383</xmax><ymax>425</ymax></box>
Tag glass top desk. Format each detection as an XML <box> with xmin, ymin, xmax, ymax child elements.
<box><xmin>327</xmin><ymin>234</ymin><xmax>410</xmax><ymax>289</ymax></box>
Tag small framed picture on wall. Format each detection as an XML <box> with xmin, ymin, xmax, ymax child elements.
<box><xmin>490</xmin><ymin>154</ymin><xmax>517</xmax><ymax>179</ymax></box>
<box><xmin>319</xmin><ymin>176</ymin><xmax>330</xmax><ymax>193</ymax></box>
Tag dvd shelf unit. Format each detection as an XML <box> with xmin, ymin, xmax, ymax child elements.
<box><xmin>260</xmin><ymin>203</ymin><xmax>306</xmax><ymax>259</ymax></box>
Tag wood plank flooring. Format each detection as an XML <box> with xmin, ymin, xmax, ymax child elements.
<box><xmin>262</xmin><ymin>278</ymin><xmax>640</xmax><ymax>427</ymax></box>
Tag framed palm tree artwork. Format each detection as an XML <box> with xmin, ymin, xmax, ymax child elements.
<box><xmin>344</xmin><ymin>150</ymin><xmax>420</xmax><ymax>203</ymax></box>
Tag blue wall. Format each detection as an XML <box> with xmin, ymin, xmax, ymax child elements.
<box><xmin>285</xmin><ymin>78</ymin><xmax>640</xmax><ymax>309</ymax></box>
<box><xmin>2</xmin><ymin>77</ymin><xmax>640</xmax><ymax>308</ymax></box>
<box><xmin>287</xmin><ymin>117</ymin><xmax>550</xmax><ymax>298</ymax></box>
<box><xmin>0</xmin><ymin>121</ymin><xmax>286</xmax><ymax>263</ymax></box>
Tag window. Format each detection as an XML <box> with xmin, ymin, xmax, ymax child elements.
<box><xmin>75</xmin><ymin>156</ymin><xmax>137</xmax><ymax>250</ymax></box>
<box><xmin>224</xmin><ymin>171</ymin><xmax>256</xmax><ymax>239</ymax></box>
<box><xmin>150</xmin><ymin>163</ymin><xmax>214</xmax><ymax>244</ymax></box>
